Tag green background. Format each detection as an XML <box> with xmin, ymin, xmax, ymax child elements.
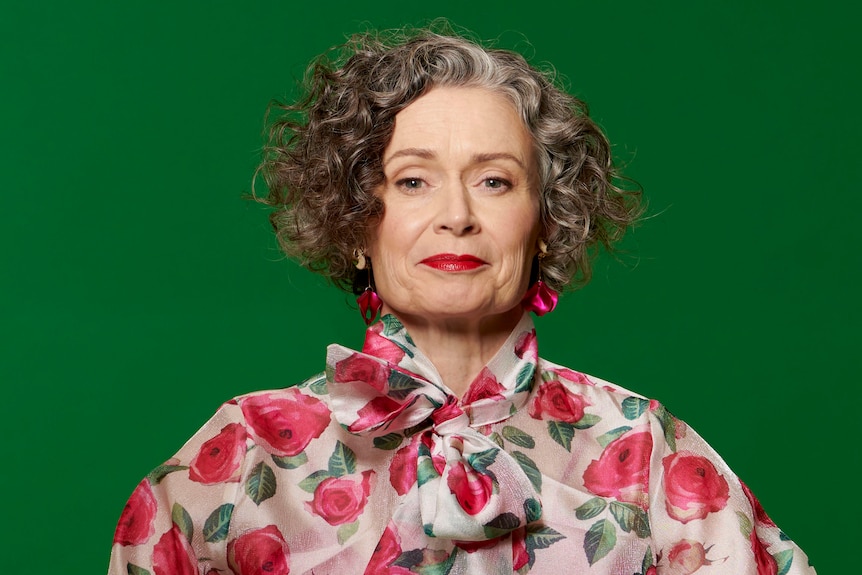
<box><xmin>3</xmin><ymin>2</ymin><xmax>857</xmax><ymax>572</ymax></box>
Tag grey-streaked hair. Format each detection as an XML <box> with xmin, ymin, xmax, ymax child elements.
<box><xmin>256</xmin><ymin>25</ymin><xmax>641</xmax><ymax>293</ymax></box>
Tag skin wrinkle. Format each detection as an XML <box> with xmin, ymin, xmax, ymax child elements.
<box><xmin>257</xmin><ymin>30</ymin><xmax>640</xmax><ymax>293</ymax></box>
<box><xmin>368</xmin><ymin>86</ymin><xmax>540</xmax><ymax>395</ymax></box>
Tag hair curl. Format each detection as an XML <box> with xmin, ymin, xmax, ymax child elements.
<box><xmin>256</xmin><ymin>24</ymin><xmax>641</xmax><ymax>294</ymax></box>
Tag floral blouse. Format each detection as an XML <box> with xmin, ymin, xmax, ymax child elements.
<box><xmin>109</xmin><ymin>313</ymin><xmax>815</xmax><ymax>575</ymax></box>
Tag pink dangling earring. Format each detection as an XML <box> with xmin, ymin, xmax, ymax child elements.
<box><xmin>522</xmin><ymin>240</ymin><xmax>558</xmax><ymax>316</ymax></box>
<box><xmin>354</xmin><ymin>249</ymin><xmax>382</xmax><ymax>325</ymax></box>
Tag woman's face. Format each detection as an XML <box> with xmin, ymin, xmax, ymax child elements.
<box><xmin>368</xmin><ymin>86</ymin><xmax>541</xmax><ymax>326</ymax></box>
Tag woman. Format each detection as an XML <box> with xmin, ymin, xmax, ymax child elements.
<box><xmin>109</xmin><ymin>28</ymin><xmax>815</xmax><ymax>574</ymax></box>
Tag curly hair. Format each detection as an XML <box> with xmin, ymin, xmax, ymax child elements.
<box><xmin>256</xmin><ymin>24</ymin><xmax>641</xmax><ymax>294</ymax></box>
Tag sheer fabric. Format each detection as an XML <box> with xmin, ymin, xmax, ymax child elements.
<box><xmin>109</xmin><ymin>314</ymin><xmax>814</xmax><ymax>574</ymax></box>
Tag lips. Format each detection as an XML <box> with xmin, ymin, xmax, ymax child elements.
<box><xmin>420</xmin><ymin>253</ymin><xmax>487</xmax><ymax>272</ymax></box>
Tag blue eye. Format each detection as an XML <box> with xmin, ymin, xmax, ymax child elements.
<box><xmin>483</xmin><ymin>178</ymin><xmax>511</xmax><ymax>190</ymax></box>
<box><xmin>396</xmin><ymin>178</ymin><xmax>423</xmax><ymax>190</ymax></box>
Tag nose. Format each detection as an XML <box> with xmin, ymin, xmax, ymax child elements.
<box><xmin>434</xmin><ymin>182</ymin><xmax>478</xmax><ymax>236</ymax></box>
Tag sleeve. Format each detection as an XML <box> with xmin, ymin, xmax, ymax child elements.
<box><xmin>107</xmin><ymin>400</ymin><xmax>248</xmax><ymax>575</ymax></box>
<box><xmin>647</xmin><ymin>403</ymin><xmax>816</xmax><ymax>575</ymax></box>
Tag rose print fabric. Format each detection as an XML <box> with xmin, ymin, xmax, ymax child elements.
<box><xmin>109</xmin><ymin>313</ymin><xmax>815</xmax><ymax>575</ymax></box>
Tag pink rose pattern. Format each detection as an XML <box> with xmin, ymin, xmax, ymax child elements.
<box><xmin>109</xmin><ymin>315</ymin><xmax>814</xmax><ymax>575</ymax></box>
<box><xmin>188</xmin><ymin>422</ymin><xmax>247</xmax><ymax>484</ymax></box>
<box><xmin>227</xmin><ymin>525</ymin><xmax>290</xmax><ymax>575</ymax></box>
<box><xmin>662</xmin><ymin>451</ymin><xmax>730</xmax><ymax>523</ymax></box>
<box><xmin>582</xmin><ymin>427</ymin><xmax>653</xmax><ymax>508</ymax></box>
<box><xmin>113</xmin><ymin>478</ymin><xmax>157</xmax><ymax>546</ymax></box>
<box><xmin>305</xmin><ymin>470</ymin><xmax>375</xmax><ymax>525</ymax></box>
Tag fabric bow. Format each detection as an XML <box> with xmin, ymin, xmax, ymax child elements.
<box><xmin>326</xmin><ymin>314</ymin><xmax>543</xmax><ymax>541</ymax></box>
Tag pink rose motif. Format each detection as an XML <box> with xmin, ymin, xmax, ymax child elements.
<box><xmin>666</xmin><ymin>539</ymin><xmax>712</xmax><ymax>575</ymax></box>
<box><xmin>550</xmin><ymin>367</ymin><xmax>594</xmax><ymax>386</ymax></box>
<box><xmin>152</xmin><ymin>525</ymin><xmax>196</xmax><ymax>575</ymax></box>
<box><xmin>454</xmin><ymin>537</ymin><xmax>500</xmax><ymax>553</ymax></box>
<box><xmin>462</xmin><ymin>367</ymin><xmax>506</xmax><ymax>404</ymax></box>
<box><xmin>113</xmin><ymin>478</ymin><xmax>157</xmax><ymax>546</ymax></box>
<box><xmin>305</xmin><ymin>470</ymin><xmax>374</xmax><ymax>525</ymax></box>
<box><xmin>241</xmin><ymin>390</ymin><xmax>330</xmax><ymax>457</ymax></box>
<box><xmin>529</xmin><ymin>380</ymin><xmax>591</xmax><ymax>422</ymax></box>
<box><xmin>189</xmin><ymin>423</ymin><xmax>247</xmax><ymax>484</ymax></box>
<box><xmin>646</xmin><ymin>567</ymin><xmax>658</xmax><ymax>575</ymax></box>
<box><xmin>447</xmin><ymin>461</ymin><xmax>493</xmax><ymax>516</ymax></box>
<box><xmin>363</xmin><ymin>329</ymin><xmax>406</xmax><ymax>365</ymax></box>
<box><xmin>335</xmin><ymin>353</ymin><xmax>390</xmax><ymax>392</ymax></box>
<box><xmin>227</xmin><ymin>525</ymin><xmax>290</xmax><ymax>575</ymax></box>
<box><xmin>751</xmin><ymin>528</ymin><xmax>778</xmax><ymax>575</ymax></box>
<box><xmin>389</xmin><ymin>436</ymin><xmax>419</xmax><ymax>496</ymax></box>
<box><xmin>363</xmin><ymin>525</ymin><xmax>414</xmax><ymax>575</ymax></box>
<box><xmin>662</xmin><ymin>451</ymin><xmax>729</xmax><ymax>523</ymax></box>
<box><xmin>514</xmin><ymin>329</ymin><xmax>537</xmax><ymax>359</ymax></box>
<box><xmin>582</xmin><ymin>427</ymin><xmax>652</xmax><ymax>508</ymax></box>
<box><xmin>350</xmin><ymin>395</ymin><xmax>406</xmax><ymax>433</ymax></box>
<box><xmin>740</xmin><ymin>480</ymin><xmax>776</xmax><ymax>527</ymax></box>
<box><xmin>512</xmin><ymin>527</ymin><xmax>529</xmax><ymax>570</ymax></box>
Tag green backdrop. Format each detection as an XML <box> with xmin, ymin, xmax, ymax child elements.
<box><xmin>3</xmin><ymin>2</ymin><xmax>857</xmax><ymax>572</ymax></box>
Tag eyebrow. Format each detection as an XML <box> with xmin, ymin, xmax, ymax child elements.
<box><xmin>383</xmin><ymin>148</ymin><xmax>526</xmax><ymax>169</ymax></box>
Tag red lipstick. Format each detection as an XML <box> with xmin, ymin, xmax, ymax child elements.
<box><xmin>420</xmin><ymin>254</ymin><xmax>487</xmax><ymax>272</ymax></box>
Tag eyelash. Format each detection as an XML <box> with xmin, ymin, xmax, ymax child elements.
<box><xmin>394</xmin><ymin>177</ymin><xmax>513</xmax><ymax>192</ymax></box>
<box><xmin>395</xmin><ymin>177</ymin><xmax>425</xmax><ymax>191</ymax></box>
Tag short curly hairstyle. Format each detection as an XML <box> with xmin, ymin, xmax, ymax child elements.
<box><xmin>257</xmin><ymin>25</ymin><xmax>641</xmax><ymax>294</ymax></box>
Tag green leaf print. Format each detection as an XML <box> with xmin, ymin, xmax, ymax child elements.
<box><xmin>414</xmin><ymin>548</ymin><xmax>458</xmax><ymax>575</ymax></box>
<box><xmin>271</xmin><ymin>452</ymin><xmax>308</xmax><ymax>469</ymax></box>
<box><xmin>417</xmin><ymin>458</ymin><xmax>440</xmax><ymax>487</ymax></box>
<box><xmin>328</xmin><ymin>441</ymin><xmax>357</xmax><ymax>477</ymax></box>
<box><xmin>621</xmin><ymin>397</ymin><xmax>650</xmax><ymax>420</ymax></box>
<box><xmin>652</xmin><ymin>404</ymin><xmax>677</xmax><ymax>451</ymax></box>
<box><xmin>203</xmin><ymin>504</ymin><xmax>234</xmax><ymax>543</ymax></box>
<box><xmin>512</xmin><ymin>451</ymin><xmax>542</xmax><ymax>493</ymax></box>
<box><xmin>775</xmin><ymin>549</ymin><xmax>794</xmax><ymax>575</ymax></box>
<box><xmin>736</xmin><ymin>511</ymin><xmax>753</xmax><ymax>538</ymax></box>
<box><xmin>483</xmin><ymin>512</ymin><xmax>521</xmax><ymax>539</ymax></box>
<box><xmin>573</xmin><ymin>413</ymin><xmax>602</xmax><ymax>430</ymax></box>
<box><xmin>299</xmin><ymin>470</ymin><xmax>331</xmax><ymax>493</ymax></box>
<box><xmin>373</xmin><ymin>433</ymin><xmax>404</xmax><ymax>450</ymax></box>
<box><xmin>467</xmin><ymin>448</ymin><xmax>499</xmax><ymax>477</ymax></box>
<box><xmin>575</xmin><ymin>497</ymin><xmax>607</xmax><ymax>520</ymax></box>
<box><xmin>584</xmin><ymin>518</ymin><xmax>617</xmax><ymax>566</ymax></box>
<box><xmin>489</xmin><ymin>431</ymin><xmax>505</xmax><ymax>449</ymax></box>
<box><xmin>641</xmin><ymin>547</ymin><xmax>654</xmax><ymax>573</ymax></box>
<box><xmin>525</xmin><ymin>524</ymin><xmax>565</xmax><ymax>551</ymax></box>
<box><xmin>146</xmin><ymin>464</ymin><xmax>188</xmax><ymax>485</ymax></box>
<box><xmin>387</xmin><ymin>370</ymin><xmax>424</xmax><ymax>400</ymax></box>
<box><xmin>381</xmin><ymin>314</ymin><xmax>405</xmax><ymax>336</ymax></box>
<box><xmin>502</xmin><ymin>425</ymin><xmax>536</xmax><ymax>448</ymax></box>
<box><xmin>246</xmin><ymin>461</ymin><xmax>277</xmax><ymax>505</ymax></box>
<box><xmin>308</xmin><ymin>375</ymin><xmax>328</xmax><ymax>396</ymax></box>
<box><xmin>171</xmin><ymin>503</ymin><xmax>194</xmax><ymax>544</ymax></box>
<box><xmin>337</xmin><ymin>520</ymin><xmax>360</xmax><ymax>544</ymax></box>
<box><xmin>514</xmin><ymin>363</ymin><xmax>536</xmax><ymax>393</ymax></box>
<box><xmin>523</xmin><ymin>497</ymin><xmax>542</xmax><ymax>523</ymax></box>
<box><xmin>547</xmin><ymin>420</ymin><xmax>575</xmax><ymax>451</ymax></box>
<box><xmin>597</xmin><ymin>426</ymin><xmax>632</xmax><ymax>448</ymax></box>
<box><xmin>609</xmin><ymin>501</ymin><xmax>650</xmax><ymax>538</ymax></box>
<box><xmin>127</xmin><ymin>563</ymin><xmax>151</xmax><ymax>575</ymax></box>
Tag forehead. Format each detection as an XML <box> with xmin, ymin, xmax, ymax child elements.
<box><xmin>384</xmin><ymin>86</ymin><xmax>535</xmax><ymax>165</ymax></box>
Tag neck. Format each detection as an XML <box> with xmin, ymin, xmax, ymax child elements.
<box><xmin>382</xmin><ymin>306</ymin><xmax>525</xmax><ymax>397</ymax></box>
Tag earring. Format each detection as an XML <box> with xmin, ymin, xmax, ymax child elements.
<box><xmin>355</xmin><ymin>249</ymin><xmax>382</xmax><ymax>325</ymax></box>
<box><xmin>521</xmin><ymin>239</ymin><xmax>558</xmax><ymax>316</ymax></box>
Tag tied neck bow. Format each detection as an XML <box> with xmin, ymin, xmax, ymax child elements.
<box><xmin>326</xmin><ymin>315</ymin><xmax>543</xmax><ymax>541</ymax></box>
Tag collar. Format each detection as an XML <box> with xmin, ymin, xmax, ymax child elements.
<box><xmin>325</xmin><ymin>312</ymin><xmax>538</xmax><ymax>434</ymax></box>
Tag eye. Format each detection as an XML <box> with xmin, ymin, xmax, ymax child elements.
<box><xmin>395</xmin><ymin>177</ymin><xmax>425</xmax><ymax>191</ymax></box>
<box><xmin>482</xmin><ymin>177</ymin><xmax>512</xmax><ymax>191</ymax></box>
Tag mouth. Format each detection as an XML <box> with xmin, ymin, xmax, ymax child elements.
<box><xmin>419</xmin><ymin>253</ymin><xmax>488</xmax><ymax>272</ymax></box>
